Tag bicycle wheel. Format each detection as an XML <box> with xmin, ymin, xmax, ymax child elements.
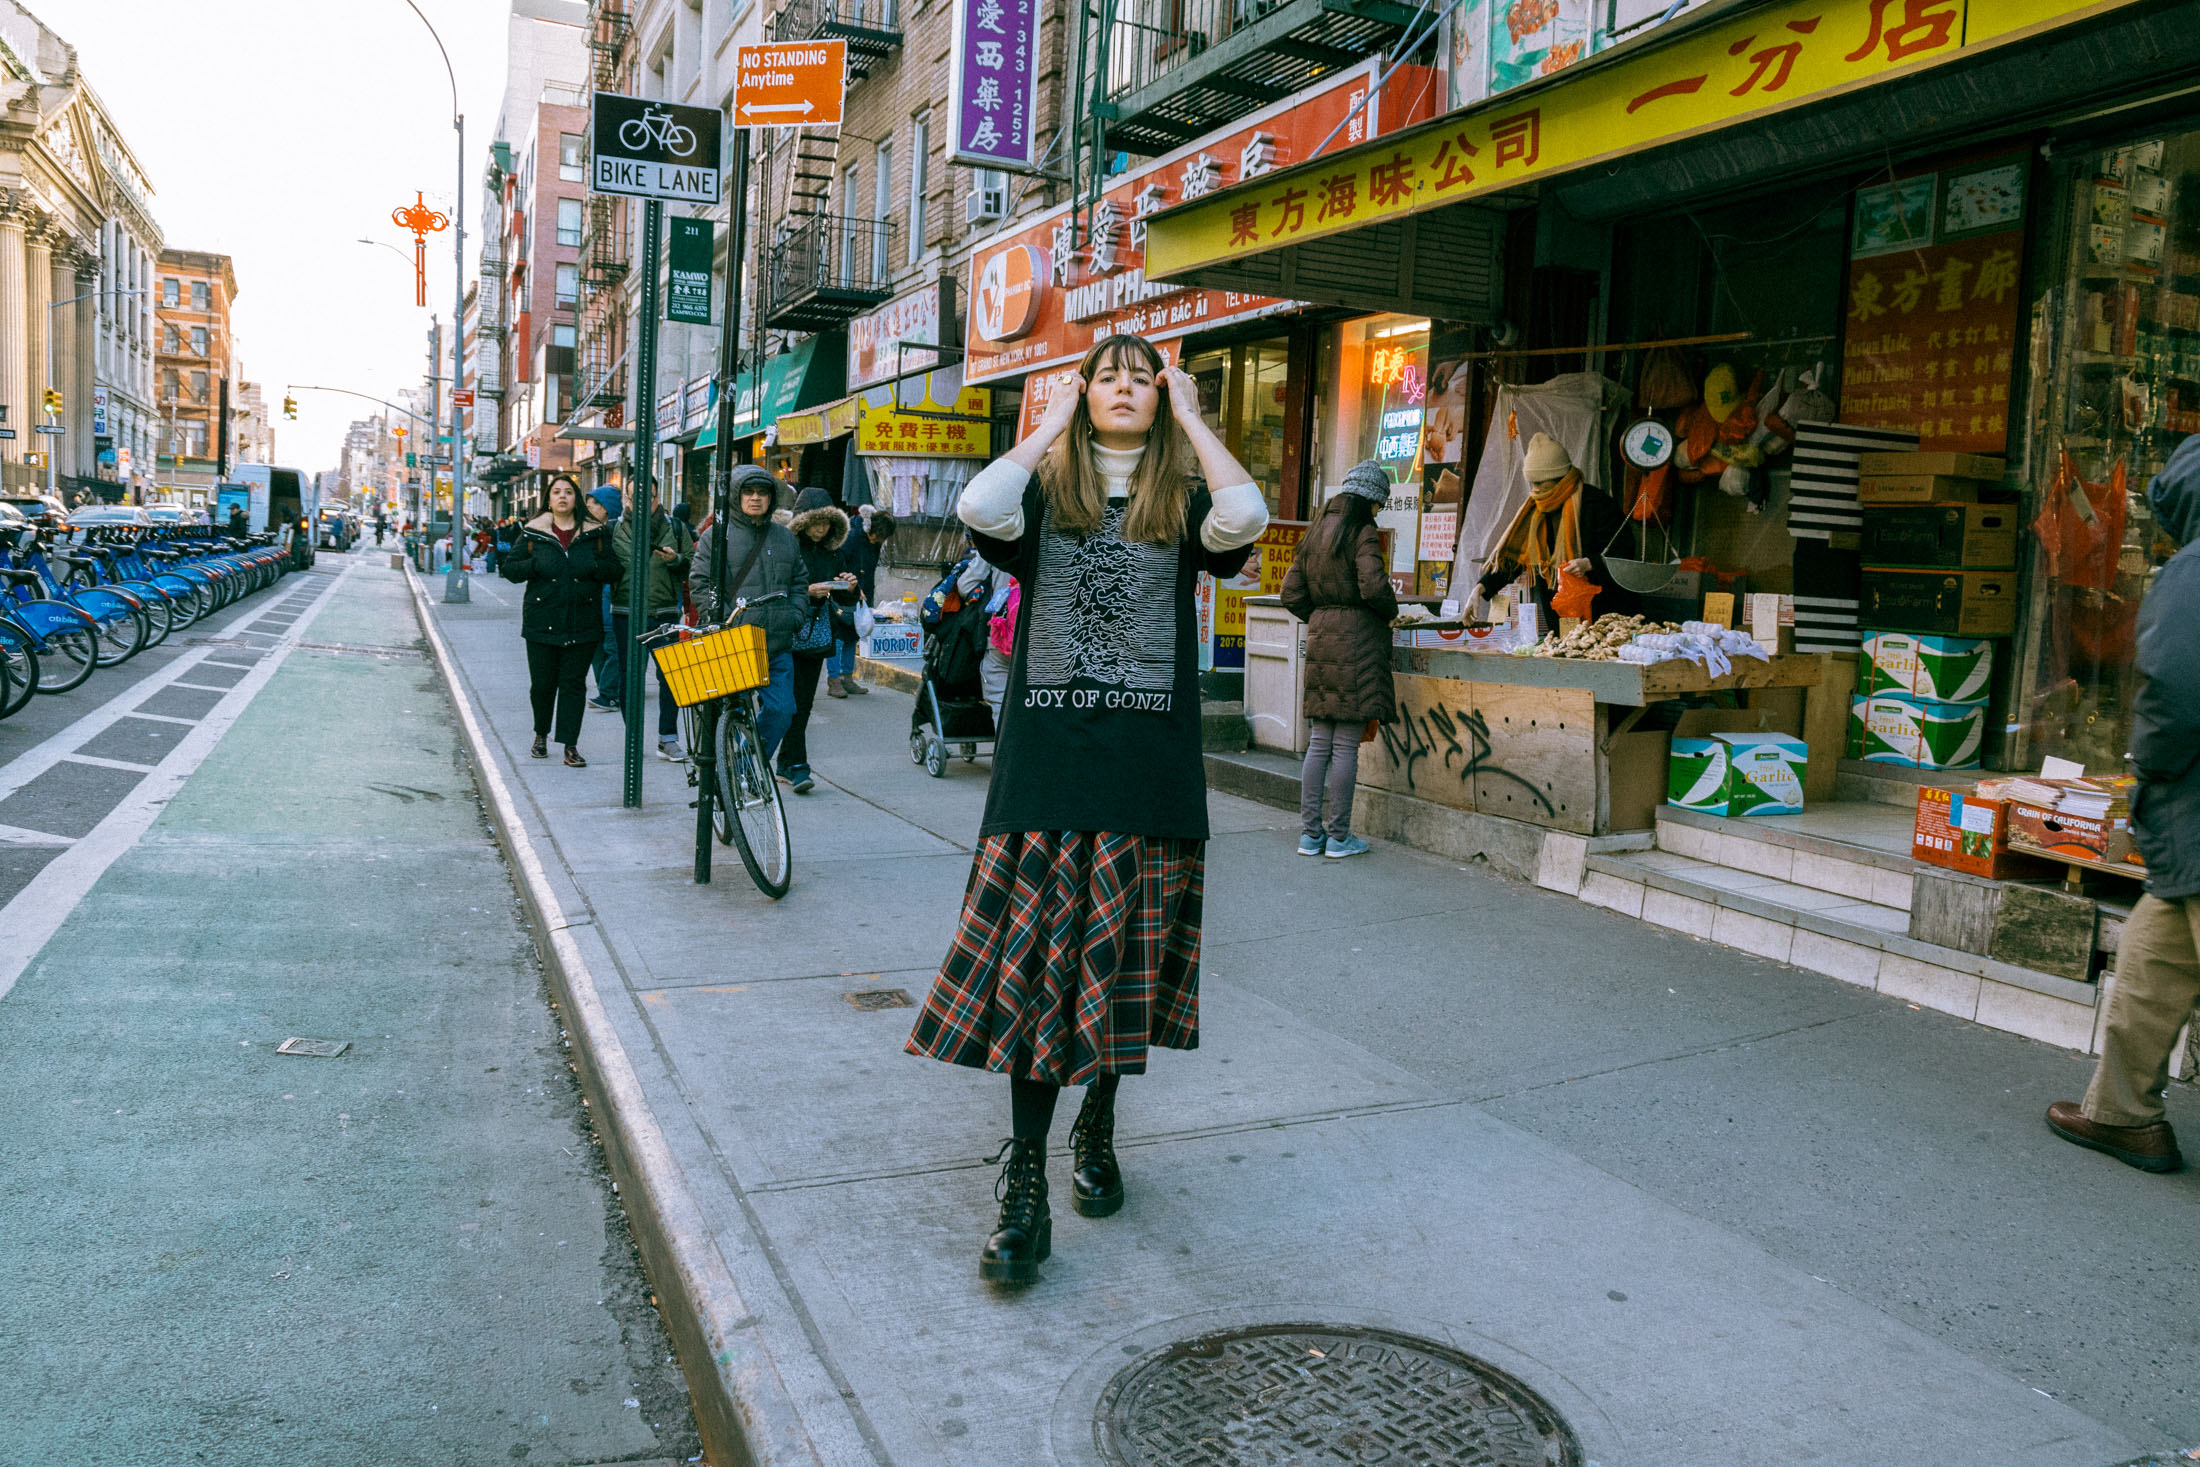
<box><xmin>0</xmin><ymin>625</ymin><xmax>38</xmax><ymax>717</ymax></box>
<box><xmin>88</xmin><ymin>605</ymin><xmax>148</xmax><ymax>666</ymax></box>
<box><xmin>716</xmin><ymin>704</ymin><xmax>791</xmax><ymax>898</ymax></box>
<box><xmin>36</xmin><ymin>626</ymin><xmax>97</xmax><ymax>693</ymax></box>
<box><xmin>685</xmin><ymin>702</ymin><xmax>737</xmax><ymax>846</ymax></box>
<box><xmin>619</xmin><ymin>117</ymin><xmax>651</xmax><ymax>149</ymax></box>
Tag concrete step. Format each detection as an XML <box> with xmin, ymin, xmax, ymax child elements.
<box><xmin>1834</xmin><ymin>757</ymin><xmax>1976</xmax><ymax>808</ymax></box>
<box><xmin>1655</xmin><ymin>804</ymin><xmax>1921</xmax><ymax>912</ymax></box>
<box><xmin>1582</xmin><ymin>845</ymin><xmax>2106</xmax><ymax>1052</ymax></box>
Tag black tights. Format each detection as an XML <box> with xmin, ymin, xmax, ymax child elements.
<box><xmin>1010</xmin><ymin>1073</ymin><xmax>1119</xmax><ymax>1142</ymax></box>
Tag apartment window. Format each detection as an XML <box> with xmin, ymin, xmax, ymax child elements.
<box><xmin>162</xmin><ymin>367</ymin><xmax>177</xmax><ymax>399</ymax></box>
<box><xmin>552</xmin><ymin>323</ymin><xmax>576</xmax><ymax>347</ymax></box>
<box><xmin>556</xmin><ymin>197</ymin><xmax>583</xmax><ymax>247</ymax></box>
<box><xmin>559</xmin><ymin>132</ymin><xmax>585</xmax><ymax>182</ymax></box>
<box><xmin>187</xmin><ymin>423</ymin><xmax>207</xmax><ymax>457</ymax></box>
<box><xmin>190</xmin><ymin>370</ymin><xmax>208</xmax><ymax>399</ymax></box>
<box><xmin>191</xmin><ymin>326</ymin><xmax>208</xmax><ymax>355</ymax></box>
<box><xmin>841</xmin><ymin>164</ymin><xmax>860</xmax><ymax>287</ymax></box>
<box><xmin>909</xmin><ymin>112</ymin><xmax>929</xmax><ymax>265</ymax></box>
<box><xmin>161</xmin><ymin>277</ymin><xmax>178</xmax><ymax>307</ymax></box>
<box><xmin>192</xmin><ymin>280</ymin><xmax>209</xmax><ymax>311</ymax></box>
<box><xmin>554</xmin><ymin>263</ymin><xmax>579</xmax><ymax>306</ymax></box>
<box><xmin>872</xmin><ymin>141</ymin><xmax>892</xmax><ymax>278</ymax></box>
<box><xmin>163</xmin><ymin>324</ymin><xmax>179</xmax><ymax>352</ymax></box>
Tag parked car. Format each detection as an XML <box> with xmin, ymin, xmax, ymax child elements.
<box><xmin>1</xmin><ymin>492</ymin><xmax>66</xmax><ymax>531</ymax></box>
<box><xmin>317</xmin><ymin>506</ymin><xmax>357</xmax><ymax>551</ymax></box>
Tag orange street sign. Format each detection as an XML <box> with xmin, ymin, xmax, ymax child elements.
<box><xmin>453</xmin><ymin>388</ymin><xmax>475</xmax><ymax>408</ymax></box>
<box><xmin>733</xmin><ymin>41</ymin><xmax>847</xmax><ymax>128</ymax></box>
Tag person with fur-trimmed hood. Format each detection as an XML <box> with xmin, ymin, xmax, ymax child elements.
<box><xmin>775</xmin><ymin>486</ymin><xmax>860</xmax><ymax>793</ymax></box>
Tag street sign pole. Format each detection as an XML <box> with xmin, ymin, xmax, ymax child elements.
<box><xmin>694</xmin><ymin>124</ymin><xmax>752</xmax><ymax>883</ymax></box>
<box><xmin>590</xmin><ymin>88</ymin><xmax>725</xmax><ymax>809</ymax></box>
<box><xmin>446</xmin><ymin>114</ymin><xmax>472</xmax><ymax>604</ymax></box>
<box><xmin>624</xmin><ymin>197</ymin><xmax>664</xmax><ymax>808</ymax></box>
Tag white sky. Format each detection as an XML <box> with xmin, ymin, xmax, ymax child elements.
<box><xmin>47</xmin><ymin>0</ymin><xmax>512</xmax><ymax>476</ymax></box>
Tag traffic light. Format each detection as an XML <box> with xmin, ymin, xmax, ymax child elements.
<box><xmin>42</xmin><ymin>388</ymin><xmax>61</xmax><ymax>415</ymax></box>
<box><xmin>283</xmin><ymin>394</ymin><xmax>298</xmax><ymax>420</ymax></box>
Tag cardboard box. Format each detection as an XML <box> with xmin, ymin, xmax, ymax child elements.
<box><xmin>1859</xmin><ymin>631</ymin><xmax>1995</xmax><ymax>704</ymax></box>
<box><xmin>1911</xmin><ymin>787</ymin><xmax>2060</xmax><ymax>880</ymax></box>
<box><xmin>1851</xmin><ymin>694</ymin><xmax>1986</xmax><ymax>769</ymax></box>
<box><xmin>1859</xmin><ymin>569</ymin><xmax>2019</xmax><ymax>638</ymax></box>
<box><xmin>1669</xmin><ymin>731</ymin><xmax>1807</xmax><ymax>817</ymax></box>
<box><xmin>1856</xmin><ymin>451</ymin><xmax>2006</xmax><ymax>480</ymax></box>
<box><xmin>1858</xmin><ymin>504</ymin><xmax>2020</xmax><ymax>569</ymax></box>
<box><xmin>2007</xmin><ymin>802</ymin><xmax>2145</xmax><ymax>869</ymax></box>
<box><xmin>1858</xmin><ymin>474</ymin><xmax>1981</xmax><ymax>504</ymax></box>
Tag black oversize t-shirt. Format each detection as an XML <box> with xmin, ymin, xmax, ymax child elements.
<box><xmin>973</xmin><ymin>471</ymin><xmax>1255</xmax><ymax>842</ymax></box>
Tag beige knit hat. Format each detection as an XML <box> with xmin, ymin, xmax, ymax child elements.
<box><xmin>1523</xmin><ymin>432</ymin><xmax>1573</xmax><ymax>483</ymax></box>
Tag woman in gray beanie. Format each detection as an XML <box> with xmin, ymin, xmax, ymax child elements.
<box><xmin>1279</xmin><ymin>462</ymin><xmax>1398</xmax><ymax>858</ymax></box>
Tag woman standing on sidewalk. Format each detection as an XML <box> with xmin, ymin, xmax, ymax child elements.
<box><xmin>502</xmin><ymin>474</ymin><xmax>618</xmax><ymax>768</ymax></box>
<box><xmin>905</xmin><ymin>333</ymin><xmax>1268</xmax><ymax>1284</ymax></box>
<box><xmin>778</xmin><ymin>487</ymin><xmax>859</xmax><ymax>794</ymax></box>
<box><xmin>1280</xmin><ymin>462</ymin><xmax>1398</xmax><ymax>860</ymax></box>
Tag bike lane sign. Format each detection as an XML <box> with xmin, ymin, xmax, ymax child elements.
<box><xmin>591</xmin><ymin>92</ymin><xmax>723</xmax><ymax>204</ymax></box>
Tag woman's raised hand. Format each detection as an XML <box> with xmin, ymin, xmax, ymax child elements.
<box><xmin>1035</xmin><ymin>374</ymin><xmax>1085</xmax><ymax>439</ymax></box>
<box><xmin>1160</xmin><ymin>363</ymin><xmax>1204</xmax><ymax>431</ymax></box>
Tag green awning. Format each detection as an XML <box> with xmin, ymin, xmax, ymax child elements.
<box><xmin>728</xmin><ymin>334</ymin><xmax>845</xmax><ymax>438</ymax></box>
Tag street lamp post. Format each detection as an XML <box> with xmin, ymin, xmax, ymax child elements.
<box><xmin>46</xmin><ymin>286</ymin><xmax>150</xmax><ymax>502</ymax></box>
<box><xmin>398</xmin><ymin>0</ymin><xmax>470</xmax><ymax>605</ymax></box>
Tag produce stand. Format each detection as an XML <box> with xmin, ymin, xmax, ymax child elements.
<box><xmin>1361</xmin><ymin>647</ymin><xmax>1832</xmax><ymax>835</ymax></box>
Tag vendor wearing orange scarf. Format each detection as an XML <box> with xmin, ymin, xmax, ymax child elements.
<box><xmin>1476</xmin><ymin>433</ymin><xmax>1630</xmax><ymax>625</ymax></box>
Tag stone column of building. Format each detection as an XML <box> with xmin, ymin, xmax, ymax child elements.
<box><xmin>74</xmin><ymin>253</ymin><xmax>99</xmax><ymax>481</ymax></box>
<box><xmin>0</xmin><ymin>194</ymin><xmax>26</xmax><ymax>466</ymax></box>
<box><xmin>24</xmin><ymin>218</ymin><xmax>52</xmax><ymax>460</ymax></box>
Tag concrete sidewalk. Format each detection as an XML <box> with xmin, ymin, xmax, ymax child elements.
<box><xmin>423</xmin><ymin>572</ymin><xmax>2198</xmax><ymax>1467</ymax></box>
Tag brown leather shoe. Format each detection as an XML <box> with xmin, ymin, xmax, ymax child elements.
<box><xmin>2045</xmin><ymin>1101</ymin><xmax>2184</xmax><ymax>1173</ymax></box>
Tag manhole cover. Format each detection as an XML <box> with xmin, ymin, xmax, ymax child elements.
<box><xmin>274</xmin><ymin>1037</ymin><xmax>351</xmax><ymax>1058</ymax></box>
<box><xmin>844</xmin><ymin>989</ymin><xmax>915</xmax><ymax>1010</ymax></box>
<box><xmin>1096</xmin><ymin>1323</ymin><xmax>1579</xmax><ymax>1467</ymax></box>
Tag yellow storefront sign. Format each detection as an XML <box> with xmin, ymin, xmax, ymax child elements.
<box><xmin>856</xmin><ymin>386</ymin><xmax>993</xmax><ymax>458</ymax></box>
<box><xmin>1145</xmin><ymin>0</ymin><xmax>2141</xmax><ymax>278</ymax></box>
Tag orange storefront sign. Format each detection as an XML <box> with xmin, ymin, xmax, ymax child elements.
<box><xmin>963</xmin><ymin>59</ymin><xmax>1430</xmax><ymax>384</ymax></box>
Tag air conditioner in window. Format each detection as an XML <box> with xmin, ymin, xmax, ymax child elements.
<box><xmin>965</xmin><ymin>184</ymin><xmax>1007</xmax><ymax>225</ymax></box>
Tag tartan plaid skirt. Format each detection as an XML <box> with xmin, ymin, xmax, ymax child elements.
<box><xmin>905</xmin><ymin>831</ymin><xmax>1204</xmax><ymax>1085</ymax></box>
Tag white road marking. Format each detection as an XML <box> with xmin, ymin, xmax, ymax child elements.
<box><xmin>0</xmin><ymin>823</ymin><xmax>73</xmax><ymax>847</ymax></box>
<box><xmin>168</xmin><ymin>682</ymin><xmax>233</xmax><ymax>693</ymax></box>
<box><xmin>0</xmin><ymin>562</ymin><xmax>356</xmax><ymax>1004</ymax></box>
<box><xmin>60</xmin><ymin>754</ymin><xmax>157</xmax><ymax>773</ymax></box>
<box><xmin>117</xmin><ymin>712</ymin><xmax>198</xmax><ymax>727</ymax></box>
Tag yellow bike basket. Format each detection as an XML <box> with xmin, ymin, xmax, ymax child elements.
<box><xmin>650</xmin><ymin>623</ymin><xmax>769</xmax><ymax>706</ymax></box>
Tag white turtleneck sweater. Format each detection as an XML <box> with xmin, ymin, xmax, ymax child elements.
<box><xmin>956</xmin><ymin>440</ymin><xmax>1269</xmax><ymax>551</ymax></box>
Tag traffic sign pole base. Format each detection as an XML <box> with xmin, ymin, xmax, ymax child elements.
<box><xmin>443</xmin><ymin>566</ymin><xmax>471</xmax><ymax>604</ymax></box>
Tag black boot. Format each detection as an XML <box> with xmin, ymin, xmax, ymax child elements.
<box><xmin>979</xmin><ymin>1137</ymin><xmax>1051</xmax><ymax>1284</ymax></box>
<box><xmin>1070</xmin><ymin>1090</ymin><xmax>1123</xmax><ymax>1218</ymax></box>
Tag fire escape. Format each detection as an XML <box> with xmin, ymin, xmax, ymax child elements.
<box><xmin>576</xmin><ymin>0</ymin><xmax>634</xmax><ymax>432</ymax></box>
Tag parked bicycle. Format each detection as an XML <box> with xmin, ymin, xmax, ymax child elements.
<box><xmin>643</xmin><ymin>604</ymin><xmax>791</xmax><ymax>899</ymax></box>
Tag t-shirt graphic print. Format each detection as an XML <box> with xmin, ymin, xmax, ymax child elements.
<box><xmin>1024</xmin><ymin>505</ymin><xmax>1177</xmax><ymax>693</ymax></box>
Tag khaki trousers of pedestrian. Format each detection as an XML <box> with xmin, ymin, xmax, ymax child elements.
<box><xmin>2083</xmin><ymin>893</ymin><xmax>2200</xmax><ymax>1127</ymax></box>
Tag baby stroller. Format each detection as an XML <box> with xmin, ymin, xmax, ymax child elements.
<box><xmin>910</xmin><ymin>584</ymin><xmax>998</xmax><ymax>778</ymax></box>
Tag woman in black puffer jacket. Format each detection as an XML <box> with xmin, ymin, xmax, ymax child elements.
<box><xmin>501</xmin><ymin>475</ymin><xmax>620</xmax><ymax>767</ymax></box>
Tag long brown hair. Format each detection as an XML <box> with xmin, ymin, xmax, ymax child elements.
<box><xmin>1303</xmin><ymin>489</ymin><xmax>1377</xmax><ymax>579</ymax></box>
<box><xmin>1037</xmin><ymin>334</ymin><xmax>1192</xmax><ymax>544</ymax></box>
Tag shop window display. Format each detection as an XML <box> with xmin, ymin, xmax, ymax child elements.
<box><xmin>2018</xmin><ymin>133</ymin><xmax>2198</xmax><ymax>774</ymax></box>
<box><xmin>1320</xmin><ymin>314</ymin><xmax>1434</xmax><ymax>585</ymax></box>
<box><xmin>1180</xmin><ymin>338</ymin><xmax>1292</xmax><ymax>519</ymax></box>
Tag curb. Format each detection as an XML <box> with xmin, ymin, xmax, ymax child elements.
<box><xmin>403</xmin><ymin>570</ymin><xmax>817</xmax><ymax>1467</ymax></box>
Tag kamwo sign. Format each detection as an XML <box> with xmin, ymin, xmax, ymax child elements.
<box><xmin>1144</xmin><ymin>0</ymin><xmax>2147</xmax><ymax>279</ymax></box>
<box><xmin>591</xmin><ymin>93</ymin><xmax>723</xmax><ymax>204</ymax></box>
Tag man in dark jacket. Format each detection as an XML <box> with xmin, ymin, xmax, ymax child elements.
<box><xmin>2048</xmin><ymin>436</ymin><xmax>2200</xmax><ymax>1174</ymax></box>
<box><xmin>691</xmin><ymin>465</ymin><xmax>800</xmax><ymax>767</ymax></box>
<box><xmin>612</xmin><ymin>494</ymin><xmax>696</xmax><ymax>760</ymax></box>
<box><xmin>587</xmin><ymin>486</ymin><xmax>623</xmax><ymax>712</ymax></box>
<box><xmin>226</xmin><ymin>504</ymin><xmax>248</xmax><ymax>538</ymax></box>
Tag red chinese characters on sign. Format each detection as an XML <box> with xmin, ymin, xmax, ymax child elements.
<box><xmin>1843</xmin><ymin>229</ymin><xmax>2026</xmax><ymax>454</ymax></box>
<box><xmin>1846</xmin><ymin>0</ymin><xmax>1958</xmax><ymax>62</ymax></box>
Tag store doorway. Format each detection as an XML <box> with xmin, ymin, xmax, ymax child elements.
<box><xmin>1180</xmin><ymin>334</ymin><xmax>1298</xmax><ymax>520</ymax></box>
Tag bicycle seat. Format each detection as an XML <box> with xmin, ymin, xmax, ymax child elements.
<box><xmin>0</xmin><ymin>567</ymin><xmax>42</xmax><ymax>585</ymax></box>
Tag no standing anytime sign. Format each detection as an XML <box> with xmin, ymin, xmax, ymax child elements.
<box><xmin>591</xmin><ymin>93</ymin><xmax>723</xmax><ymax>204</ymax></box>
